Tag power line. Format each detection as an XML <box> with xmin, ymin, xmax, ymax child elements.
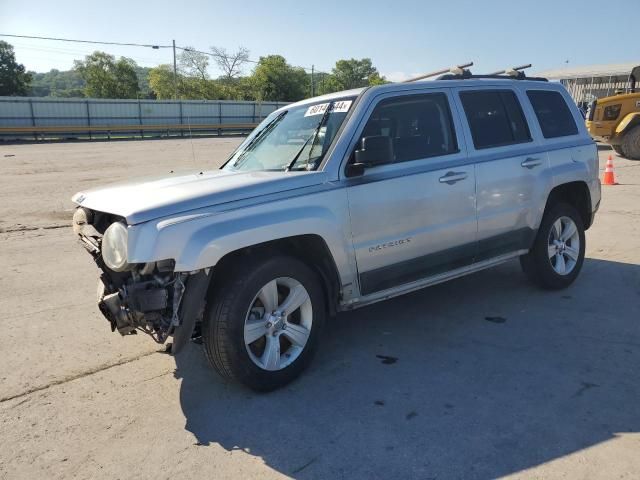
<box><xmin>1</xmin><ymin>33</ymin><xmax>332</xmax><ymax>75</ymax></box>
<box><xmin>11</xmin><ymin>43</ymin><xmax>169</xmax><ymax>66</ymax></box>
<box><xmin>0</xmin><ymin>33</ymin><xmax>169</xmax><ymax>49</ymax></box>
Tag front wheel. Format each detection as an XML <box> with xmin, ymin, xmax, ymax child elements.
<box><xmin>520</xmin><ymin>203</ymin><xmax>586</xmax><ymax>289</ymax></box>
<box><xmin>202</xmin><ymin>255</ymin><xmax>325</xmax><ymax>391</ymax></box>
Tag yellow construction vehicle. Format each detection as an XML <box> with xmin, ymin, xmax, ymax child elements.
<box><xmin>586</xmin><ymin>66</ymin><xmax>640</xmax><ymax>159</ymax></box>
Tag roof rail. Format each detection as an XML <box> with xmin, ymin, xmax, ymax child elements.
<box><xmin>402</xmin><ymin>62</ymin><xmax>474</xmax><ymax>83</ymax></box>
<box><xmin>437</xmin><ymin>63</ymin><xmax>548</xmax><ymax>82</ymax></box>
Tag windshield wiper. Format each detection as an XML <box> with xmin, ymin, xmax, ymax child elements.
<box><xmin>285</xmin><ymin>101</ymin><xmax>334</xmax><ymax>172</ymax></box>
<box><xmin>231</xmin><ymin>111</ymin><xmax>287</xmax><ymax>168</ymax></box>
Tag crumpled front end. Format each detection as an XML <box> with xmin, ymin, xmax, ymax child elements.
<box><xmin>72</xmin><ymin>207</ymin><xmax>208</xmax><ymax>353</ymax></box>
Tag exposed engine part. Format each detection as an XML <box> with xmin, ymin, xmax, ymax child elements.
<box><xmin>171</xmin><ymin>275</ymin><xmax>185</xmax><ymax>326</ymax></box>
<box><xmin>125</xmin><ymin>282</ymin><xmax>168</xmax><ymax>312</ymax></box>
<box><xmin>157</xmin><ymin>259</ymin><xmax>176</xmax><ymax>272</ymax></box>
<box><xmin>97</xmin><ymin>271</ymin><xmax>188</xmax><ymax>342</ymax></box>
<box><xmin>139</xmin><ymin>262</ymin><xmax>156</xmax><ymax>276</ymax></box>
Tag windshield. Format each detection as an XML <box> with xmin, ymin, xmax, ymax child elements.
<box><xmin>223</xmin><ymin>97</ymin><xmax>356</xmax><ymax>172</ymax></box>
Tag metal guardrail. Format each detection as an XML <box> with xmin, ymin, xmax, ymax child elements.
<box><xmin>0</xmin><ymin>96</ymin><xmax>285</xmax><ymax>140</ymax></box>
<box><xmin>0</xmin><ymin>123</ymin><xmax>258</xmax><ymax>140</ymax></box>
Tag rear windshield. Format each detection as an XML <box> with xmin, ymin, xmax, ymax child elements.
<box><xmin>527</xmin><ymin>90</ymin><xmax>579</xmax><ymax>138</ymax></box>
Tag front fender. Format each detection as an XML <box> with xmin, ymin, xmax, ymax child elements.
<box><xmin>182</xmin><ymin>205</ymin><xmax>349</xmax><ymax>271</ymax></box>
<box><xmin>127</xmin><ymin>188</ymin><xmax>357</xmax><ymax>289</ymax></box>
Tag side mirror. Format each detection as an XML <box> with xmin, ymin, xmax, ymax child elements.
<box><xmin>354</xmin><ymin>135</ymin><xmax>393</xmax><ymax>167</ymax></box>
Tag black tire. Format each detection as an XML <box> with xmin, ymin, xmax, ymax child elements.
<box><xmin>612</xmin><ymin>145</ymin><xmax>626</xmax><ymax>157</ymax></box>
<box><xmin>621</xmin><ymin>125</ymin><xmax>640</xmax><ymax>160</ymax></box>
<box><xmin>202</xmin><ymin>255</ymin><xmax>325</xmax><ymax>391</ymax></box>
<box><xmin>520</xmin><ymin>203</ymin><xmax>585</xmax><ymax>290</ymax></box>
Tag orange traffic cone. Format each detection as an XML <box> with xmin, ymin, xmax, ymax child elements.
<box><xmin>603</xmin><ymin>155</ymin><xmax>617</xmax><ymax>185</ymax></box>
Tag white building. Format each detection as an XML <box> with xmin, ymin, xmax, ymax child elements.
<box><xmin>536</xmin><ymin>62</ymin><xmax>638</xmax><ymax>108</ymax></box>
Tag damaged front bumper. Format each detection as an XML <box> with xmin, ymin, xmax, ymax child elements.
<box><xmin>97</xmin><ymin>269</ymin><xmax>210</xmax><ymax>354</ymax></box>
<box><xmin>75</xmin><ymin>211</ymin><xmax>210</xmax><ymax>354</ymax></box>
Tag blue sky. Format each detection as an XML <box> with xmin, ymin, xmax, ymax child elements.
<box><xmin>1</xmin><ymin>0</ymin><xmax>638</xmax><ymax>80</ymax></box>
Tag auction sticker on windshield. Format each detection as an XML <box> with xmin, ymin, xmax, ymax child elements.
<box><xmin>305</xmin><ymin>100</ymin><xmax>352</xmax><ymax>117</ymax></box>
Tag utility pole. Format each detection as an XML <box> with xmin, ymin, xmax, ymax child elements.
<box><xmin>172</xmin><ymin>39</ymin><xmax>178</xmax><ymax>100</ymax></box>
<box><xmin>311</xmin><ymin>65</ymin><xmax>315</xmax><ymax>97</ymax></box>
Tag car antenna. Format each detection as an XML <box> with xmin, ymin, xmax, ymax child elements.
<box><xmin>401</xmin><ymin>62</ymin><xmax>474</xmax><ymax>83</ymax></box>
<box><xmin>488</xmin><ymin>64</ymin><xmax>532</xmax><ymax>77</ymax></box>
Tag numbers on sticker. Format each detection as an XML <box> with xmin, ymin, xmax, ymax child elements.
<box><xmin>305</xmin><ymin>100</ymin><xmax>352</xmax><ymax>117</ymax></box>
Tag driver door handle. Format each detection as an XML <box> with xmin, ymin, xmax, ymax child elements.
<box><xmin>439</xmin><ymin>171</ymin><xmax>468</xmax><ymax>185</ymax></box>
<box><xmin>521</xmin><ymin>157</ymin><xmax>542</xmax><ymax>169</ymax></box>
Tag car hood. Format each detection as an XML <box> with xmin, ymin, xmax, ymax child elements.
<box><xmin>72</xmin><ymin>169</ymin><xmax>328</xmax><ymax>224</ymax></box>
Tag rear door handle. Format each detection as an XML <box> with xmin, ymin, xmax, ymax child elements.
<box><xmin>521</xmin><ymin>157</ymin><xmax>542</xmax><ymax>169</ymax></box>
<box><xmin>439</xmin><ymin>171</ymin><xmax>468</xmax><ymax>184</ymax></box>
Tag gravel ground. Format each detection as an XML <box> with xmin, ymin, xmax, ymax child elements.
<box><xmin>0</xmin><ymin>138</ymin><xmax>639</xmax><ymax>480</ymax></box>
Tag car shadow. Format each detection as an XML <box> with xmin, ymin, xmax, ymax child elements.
<box><xmin>174</xmin><ymin>257</ymin><xmax>640</xmax><ymax>479</ymax></box>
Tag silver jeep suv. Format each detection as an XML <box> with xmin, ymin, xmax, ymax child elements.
<box><xmin>72</xmin><ymin>75</ymin><xmax>600</xmax><ymax>391</ymax></box>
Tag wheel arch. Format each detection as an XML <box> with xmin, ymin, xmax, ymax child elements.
<box><xmin>544</xmin><ymin>181</ymin><xmax>592</xmax><ymax>229</ymax></box>
<box><xmin>209</xmin><ymin>234</ymin><xmax>342</xmax><ymax>317</ymax></box>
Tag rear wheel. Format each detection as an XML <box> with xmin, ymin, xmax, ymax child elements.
<box><xmin>202</xmin><ymin>255</ymin><xmax>325</xmax><ymax>391</ymax></box>
<box><xmin>520</xmin><ymin>203</ymin><xmax>585</xmax><ymax>289</ymax></box>
<box><xmin>621</xmin><ymin>125</ymin><xmax>640</xmax><ymax>160</ymax></box>
<box><xmin>612</xmin><ymin>145</ymin><xmax>626</xmax><ymax>157</ymax></box>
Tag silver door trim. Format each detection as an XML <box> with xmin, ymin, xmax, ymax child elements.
<box><xmin>339</xmin><ymin>249</ymin><xmax>528</xmax><ymax>311</ymax></box>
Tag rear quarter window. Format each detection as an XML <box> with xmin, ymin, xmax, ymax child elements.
<box><xmin>527</xmin><ymin>90</ymin><xmax>579</xmax><ymax>138</ymax></box>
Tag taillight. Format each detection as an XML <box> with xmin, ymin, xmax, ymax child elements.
<box><xmin>603</xmin><ymin>104</ymin><xmax>622</xmax><ymax>121</ymax></box>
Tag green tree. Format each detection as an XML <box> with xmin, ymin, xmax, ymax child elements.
<box><xmin>221</xmin><ymin>76</ymin><xmax>256</xmax><ymax>100</ymax></box>
<box><xmin>0</xmin><ymin>41</ymin><xmax>32</xmax><ymax>96</ymax></box>
<box><xmin>179</xmin><ymin>47</ymin><xmax>209</xmax><ymax>80</ymax></box>
<box><xmin>149</xmin><ymin>63</ymin><xmax>228</xmax><ymax>100</ymax></box>
<box><xmin>318</xmin><ymin>58</ymin><xmax>388</xmax><ymax>94</ymax></box>
<box><xmin>74</xmin><ymin>51</ymin><xmax>140</xmax><ymax>98</ymax></box>
<box><xmin>249</xmin><ymin>55</ymin><xmax>308</xmax><ymax>102</ymax></box>
<box><xmin>148</xmin><ymin>64</ymin><xmax>176</xmax><ymax>99</ymax></box>
<box><xmin>332</xmin><ymin>58</ymin><xmax>381</xmax><ymax>89</ymax></box>
<box><xmin>134</xmin><ymin>66</ymin><xmax>153</xmax><ymax>98</ymax></box>
<box><xmin>28</xmin><ymin>69</ymin><xmax>85</xmax><ymax>97</ymax></box>
<box><xmin>177</xmin><ymin>47</ymin><xmax>223</xmax><ymax>99</ymax></box>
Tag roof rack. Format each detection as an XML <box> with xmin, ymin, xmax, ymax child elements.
<box><xmin>437</xmin><ymin>63</ymin><xmax>548</xmax><ymax>82</ymax></box>
<box><xmin>489</xmin><ymin>64</ymin><xmax>532</xmax><ymax>76</ymax></box>
<box><xmin>402</xmin><ymin>62</ymin><xmax>474</xmax><ymax>83</ymax></box>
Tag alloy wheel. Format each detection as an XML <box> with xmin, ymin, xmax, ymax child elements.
<box><xmin>243</xmin><ymin>277</ymin><xmax>313</xmax><ymax>371</ymax></box>
<box><xmin>547</xmin><ymin>216</ymin><xmax>580</xmax><ymax>275</ymax></box>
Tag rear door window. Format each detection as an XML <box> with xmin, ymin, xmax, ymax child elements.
<box><xmin>459</xmin><ymin>90</ymin><xmax>531</xmax><ymax>149</ymax></box>
<box><xmin>527</xmin><ymin>90</ymin><xmax>579</xmax><ymax>138</ymax></box>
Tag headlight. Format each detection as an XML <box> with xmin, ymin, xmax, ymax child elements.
<box><xmin>102</xmin><ymin>222</ymin><xmax>130</xmax><ymax>272</ymax></box>
<box><xmin>603</xmin><ymin>104</ymin><xmax>621</xmax><ymax>121</ymax></box>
